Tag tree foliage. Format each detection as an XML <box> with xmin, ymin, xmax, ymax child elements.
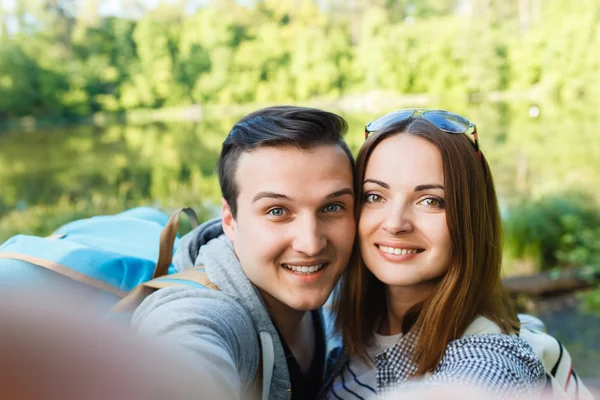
<box><xmin>1</xmin><ymin>0</ymin><xmax>599</xmax><ymax>118</ymax></box>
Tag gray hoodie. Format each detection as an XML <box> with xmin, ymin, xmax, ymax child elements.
<box><xmin>131</xmin><ymin>218</ymin><xmax>291</xmax><ymax>400</ymax></box>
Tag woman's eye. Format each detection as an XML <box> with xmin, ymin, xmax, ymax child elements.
<box><xmin>419</xmin><ymin>197</ymin><xmax>444</xmax><ymax>208</ymax></box>
<box><xmin>268</xmin><ymin>208</ymin><xmax>287</xmax><ymax>217</ymax></box>
<box><xmin>365</xmin><ymin>194</ymin><xmax>383</xmax><ymax>203</ymax></box>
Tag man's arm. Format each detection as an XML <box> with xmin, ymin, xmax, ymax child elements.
<box><xmin>0</xmin><ymin>291</ymin><xmax>241</xmax><ymax>400</ymax></box>
<box><xmin>131</xmin><ymin>286</ymin><xmax>260</xmax><ymax>400</ymax></box>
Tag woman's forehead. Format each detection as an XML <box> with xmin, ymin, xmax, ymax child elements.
<box><xmin>365</xmin><ymin>135</ymin><xmax>444</xmax><ymax>186</ymax></box>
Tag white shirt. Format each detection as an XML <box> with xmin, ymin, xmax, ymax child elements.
<box><xmin>329</xmin><ymin>331</ymin><xmax>402</xmax><ymax>399</ymax></box>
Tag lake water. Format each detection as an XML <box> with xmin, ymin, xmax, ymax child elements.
<box><xmin>1</xmin><ymin>101</ymin><xmax>599</xmax><ymax>231</ymax></box>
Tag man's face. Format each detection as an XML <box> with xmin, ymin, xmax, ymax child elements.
<box><xmin>222</xmin><ymin>144</ymin><xmax>355</xmax><ymax>313</ymax></box>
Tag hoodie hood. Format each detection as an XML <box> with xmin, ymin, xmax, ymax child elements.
<box><xmin>172</xmin><ymin>217</ymin><xmax>291</xmax><ymax>399</ymax></box>
<box><xmin>172</xmin><ymin>217</ymin><xmax>224</xmax><ymax>272</ymax></box>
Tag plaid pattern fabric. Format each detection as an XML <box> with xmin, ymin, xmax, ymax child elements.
<box><xmin>375</xmin><ymin>328</ymin><xmax>419</xmax><ymax>392</ymax></box>
<box><xmin>375</xmin><ymin>333</ymin><xmax>546</xmax><ymax>398</ymax></box>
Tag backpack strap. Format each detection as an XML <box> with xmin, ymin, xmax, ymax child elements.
<box><xmin>0</xmin><ymin>252</ymin><xmax>127</xmax><ymax>298</ymax></box>
<box><xmin>110</xmin><ymin>266</ymin><xmax>218</xmax><ymax>313</ymax></box>
<box><xmin>145</xmin><ymin>267</ymin><xmax>220</xmax><ymax>291</ymax></box>
<box><xmin>110</xmin><ymin>207</ymin><xmax>202</xmax><ymax>313</ymax></box>
<box><xmin>154</xmin><ymin>207</ymin><xmax>198</xmax><ymax>279</ymax></box>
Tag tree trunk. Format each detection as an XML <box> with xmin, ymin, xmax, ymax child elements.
<box><xmin>518</xmin><ymin>0</ymin><xmax>531</xmax><ymax>32</ymax></box>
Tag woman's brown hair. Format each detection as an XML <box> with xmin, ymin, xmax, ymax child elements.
<box><xmin>333</xmin><ymin>118</ymin><xmax>519</xmax><ymax>376</ymax></box>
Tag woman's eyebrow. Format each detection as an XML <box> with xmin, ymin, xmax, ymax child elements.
<box><xmin>363</xmin><ymin>178</ymin><xmax>389</xmax><ymax>189</ymax></box>
<box><xmin>414</xmin><ymin>184</ymin><xmax>445</xmax><ymax>192</ymax></box>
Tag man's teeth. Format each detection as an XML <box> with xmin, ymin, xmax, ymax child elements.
<box><xmin>283</xmin><ymin>264</ymin><xmax>325</xmax><ymax>274</ymax></box>
<box><xmin>378</xmin><ymin>245</ymin><xmax>420</xmax><ymax>255</ymax></box>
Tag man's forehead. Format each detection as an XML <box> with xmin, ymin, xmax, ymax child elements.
<box><xmin>241</xmin><ymin>143</ymin><xmax>340</xmax><ymax>160</ymax></box>
<box><xmin>236</xmin><ymin>144</ymin><xmax>352</xmax><ymax>174</ymax></box>
<box><xmin>235</xmin><ymin>144</ymin><xmax>353</xmax><ymax>200</ymax></box>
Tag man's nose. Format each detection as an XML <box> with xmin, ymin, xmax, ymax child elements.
<box><xmin>290</xmin><ymin>215</ymin><xmax>327</xmax><ymax>256</ymax></box>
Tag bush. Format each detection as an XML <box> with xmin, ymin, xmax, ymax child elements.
<box><xmin>503</xmin><ymin>194</ymin><xmax>600</xmax><ymax>270</ymax></box>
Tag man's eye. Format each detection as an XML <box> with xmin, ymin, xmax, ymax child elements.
<box><xmin>268</xmin><ymin>208</ymin><xmax>287</xmax><ymax>217</ymax></box>
<box><xmin>365</xmin><ymin>194</ymin><xmax>383</xmax><ymax>203</ymax></box>
<box><xmin>322</xmin><ymin>204</ymin><xmax>343</xmax><ymax>213</ymax></box>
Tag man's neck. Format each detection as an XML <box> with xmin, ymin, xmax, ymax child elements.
<box><xmin>260</xmin><ymin>291</ymin><xmax>316</xmax><ymax>374</ymax></box>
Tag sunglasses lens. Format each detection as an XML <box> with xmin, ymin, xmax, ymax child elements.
<box><xmin>424</xmin><ymin>111</ymin><xmax>471</xmax><ymax>133</ymax></box>
<box><xmin>366</xmin><ymin>110</ymin><xmax>415</xmax><ymax>133</ymax></box>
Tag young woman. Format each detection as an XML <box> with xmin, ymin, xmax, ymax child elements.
<box><xmin>322</xmin><ymin>110</ymin><xmax>546</xmax><ymax>399</ymax></box>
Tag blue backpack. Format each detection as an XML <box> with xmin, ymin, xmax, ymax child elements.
<box><xmin>0</xmin><ymin>207</ymin><xmax>218</xmax><ymax>314</ymax></box>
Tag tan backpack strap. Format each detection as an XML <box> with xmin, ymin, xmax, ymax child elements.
<box><xmin>109</xmin><ymin>266</ymin><xmax>218</xmax><ymax>313</ymax></box>
<box><xmin>109</xmin><ymin>284</ymin><xmax>156</xmax><ymax>313</ymax></box>
<box><xmin>0</xmin><ymin>252</ymin><xmax>127</xmax><ymax>298</ymax></box>
<box><xmin>154</xmin><ymin>208</ymin><xmax>198</xmax><ymax>279</ymax></box>
<box><xmin>145</xmin><ymin>267</ymin><xmax>220</xmax><ymax>291</ymax></box>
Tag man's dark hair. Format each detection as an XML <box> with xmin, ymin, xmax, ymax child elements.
<box><xmin>217</xmin><ymin>106</ymin><xmax>354</xmax><ymax>218</ymax></box>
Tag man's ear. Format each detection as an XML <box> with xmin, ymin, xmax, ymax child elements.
<box><xmin>221</xmin><ymin>198</ymin><xmax>236</xmax><ymax>243</ymax></box>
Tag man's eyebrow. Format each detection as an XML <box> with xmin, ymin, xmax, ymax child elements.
<box><xmin>252</xmin><ymin>192</ymin><xmax>291</xmax><ymax>203</ymax></box>
<box><xmin>414</xmin><ymin>184</ymin><xmax>445</xmax><ymax>191</ymax></box>
<box><xmin>327</xmin><ymin>188</ymin><xmax>354</xmax><ymax>199</ymax></box>
<box><xmin>363</xmin><ymin>179</ymin><xmax>389</xmax><ymax>189</ymax></box>
<box><xmin>252</xmin><ymin>188</ymin><xmax>354</xmax><ymax>203</ymax></box>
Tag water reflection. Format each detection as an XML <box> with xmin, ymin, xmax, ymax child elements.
<box><xmin>1</xmin><ymin>101</ymin><xmax>599</xmax><ymax>241</ymax></box>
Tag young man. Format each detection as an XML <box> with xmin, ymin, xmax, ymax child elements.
<box><xmin>132</xmin><ymin>106</ymin><xmax>356</xmax><ymax>400</ymax></box>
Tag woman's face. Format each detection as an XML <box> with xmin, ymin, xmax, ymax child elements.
<box><xmin>358</xmin><ymin>134</ymin><xmax>452</xmax><ymax>292</ymax></box>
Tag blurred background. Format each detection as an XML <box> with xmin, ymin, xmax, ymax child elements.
<box><xmin>0</xmin><ymin>0</ymin><xmax>599</xmax><ymax>383</ymax></box>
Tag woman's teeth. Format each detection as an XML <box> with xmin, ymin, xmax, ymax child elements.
<box><xmin>378</xmin><ymin>245</ymin><xmax>420</xmax><ymax>255</ymax></box>
<box><xmin>283</xmin><ymin>264</ymin><xmax>325</xmax><ymax>274</ymax></box>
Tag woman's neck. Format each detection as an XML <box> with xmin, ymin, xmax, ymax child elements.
<box><xmin>379</xmin><ymin>282</ymin><xmax>435</xmax><ymax>336</ymax></box>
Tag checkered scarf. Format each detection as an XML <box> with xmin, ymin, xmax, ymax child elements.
<box><xmin>375</xmin><ymin>331</ymin><xmax>546</xmax><ymax>398</ymax></box>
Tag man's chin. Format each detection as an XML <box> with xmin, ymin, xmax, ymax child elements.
<box><xmin>284</xmin><ymin>296</ymin><xmax>329</xmax><ymax>312</ymax></box>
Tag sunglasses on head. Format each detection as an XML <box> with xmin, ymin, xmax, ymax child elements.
<box><xmin>364</xmin><ymin>108</ymin><xmax>481</xmax><ymax>159</ymax></box>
